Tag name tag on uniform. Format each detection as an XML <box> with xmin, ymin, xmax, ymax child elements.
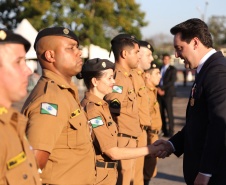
<box><xmin>7</xmin><ymin>152</ymin><xmax>27</xmax><ymax>170</ymax></box>
<box><xmin>71</xmin><ymin>109</ymin><xmax>81</xmax><ymax>118</ymax></box>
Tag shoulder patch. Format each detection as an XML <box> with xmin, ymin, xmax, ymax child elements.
<box><xmin>89</xmin><ymin>116</ymin><xmax>104</xmax><ymax>128</ymax></box>
<box><xmin>110</xmin><ymin>98</ymin><xmax>121</xmax><ymax>109</ymax></box>
<box><xmin>41</xmin><ymin>103</ymin><xmax>58</xmax><ymax>116</ymax></box>
<box><xmin>7</xmin><ymin>152</ymin><xmax>26</xmax><ymax>170</ymax></box>
<box><xmin>71</xmin><ymin>109</ymin><xmax>81</xmax><ymax>118</ymax></box>
<box><xmin>113</xmin><ymin>86</ymin><xmax>123</xmax><ymax>93</ymax></box>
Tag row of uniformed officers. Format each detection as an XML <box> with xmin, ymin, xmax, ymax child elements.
<box><xmin>0</xmin><ymin>27</ymin><xmax>163</xmax><ymax>185</ymax></box>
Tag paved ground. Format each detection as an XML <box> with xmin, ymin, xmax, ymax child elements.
<box><xmin>150</xmin><ymin>85</ymin><xmax>191</xmax><ymax>185</ymax></box>
<box><xmin>12</xmin><ymin>85</ymin><xmax>192</xmax><ymax>185</ymax></box>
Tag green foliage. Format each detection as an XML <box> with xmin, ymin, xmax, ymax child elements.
<box><xmin>0</xmin><ymin>0</ymin><xmax>51</xmax><ymax>30</ymax></box>
<box><xmin>208</xmin><ymin>16</ymin><xmax>226</xmax><ymax>49</ymax></box>
<box><xmin>0</xmin><ymin>0</ymin><xmax>147</xmax><ymax>50</ymax></box>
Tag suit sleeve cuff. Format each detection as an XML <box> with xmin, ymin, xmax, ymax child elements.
<box><xmin>199</xmin><ymin>172</ymin><xmax>212</xmax><ymax>177</ymax></box>
<box><xmin>167</xmin><ymin>141</ymin><xmax>175</xmax><ymax>152</ymax></box>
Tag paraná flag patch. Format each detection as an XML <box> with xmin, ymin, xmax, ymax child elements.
<box><xmin>113</xmin><ymin>86</ymin><xmax>123</xmax><ymax>93</ymax></box>
<box><xmin>89</xmin><ymin>116</ymin><xmax>104</xmax><ymax>128</ymax></box>
<box><xmin>41</xmin><ymin>103</ymin><xmax>58</xmax><ymax>116</ymax></box>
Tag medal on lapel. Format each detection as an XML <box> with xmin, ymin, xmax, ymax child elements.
<box><xmin>190</xmin><ymin>98</ymin><xmax>195</xmax><ymax>106</ymax></box>
<box><xmin>190</xmin><ymin>83</ymin><xmax>196</xmax><ymax>106</ymax></box>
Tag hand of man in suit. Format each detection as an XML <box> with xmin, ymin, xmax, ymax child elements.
<box><xmin>194</xmin><ymin>173</ymin><xmax>210</xmax><ymax>185</ymax></box>
<box><xmin>151</xmin><ymin>139</ymin><xmax>174</xmax><ymax>158</ymax></box>
<box><xmin>157</xmin><ymin>87</ymin><xmax>165</xmax><ymax>96</ymax></box>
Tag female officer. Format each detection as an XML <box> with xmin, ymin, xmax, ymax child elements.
<box><xmin>78</xmin><ymin>58</ymin><xmax>164</xmax><ymax>185</ymax></box>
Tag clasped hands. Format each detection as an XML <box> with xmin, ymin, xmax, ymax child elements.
<box><xmin>149</xmin><ymin>140</ymin><xmax>174</xmax><ymax>158</ymax></box>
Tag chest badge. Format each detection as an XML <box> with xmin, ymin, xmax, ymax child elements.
<box><xmin>190</xmin><ymin>83</ymin><xmax>196</xmax><ymax>107</ymax></box>
<box><xmin>71</xmin><ymin>109</ymin><xmax>81</xmax><ymax>118</ymax></box>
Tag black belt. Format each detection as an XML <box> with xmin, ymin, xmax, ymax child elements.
<box><xmin>96</xmin><ymin>161</ymin><xmax>117</xmax><ymax>168</ymax></box>
<box><xmin>117</xmin><ymin>133</ymin><xmax>137</xmax><ymax>140</ymax></box>
<box><xmin>148</xmin><ymin>130</ymin><xmax>159</xmax><ymax>134</ymax></box>
<box><xmin>142</xmin><ymin>125</ymin><xmax>151</xmax><ymax>130</ymax></box>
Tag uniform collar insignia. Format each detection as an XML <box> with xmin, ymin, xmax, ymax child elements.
<box><xmin>0</xmin><ymin>107</ymin><xmax>8</xmax><ymax>115</ymax></box>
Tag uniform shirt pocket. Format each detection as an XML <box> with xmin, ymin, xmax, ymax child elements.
<box><xmin>127</xmin><ymin>93</ymin><xmax>136</xmax><ymax>114</ymax></box>
<box><xmin>67</xmin><ymin>114</ymin><xmax>88</xmax><ymax>148</ymax></box>
<box><xmin>137</xmin><ymin>88</ymin><xmax>147</xmax><ymax>106</ymax></box>
<box><xmin>5</xmin><ymin>160</ymin><xmax>35</xmax><ymax>185</ymax></box>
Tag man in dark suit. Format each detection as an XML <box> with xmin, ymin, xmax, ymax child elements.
<box><xmin>154</xmin><ymin>18</ymin><xmax>226</xmax><ymax>185</ymax></box>
<box><xmin>157</xmin><ymin>53</ymin><xmax>177</xmax><ymax>137</ymax></box>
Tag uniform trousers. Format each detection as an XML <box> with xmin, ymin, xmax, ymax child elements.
<box><xmin>95</xmin><ymin>166</ymin><xmax>118</xmax><ymax>185</ymax></box>
<box><xmin>134</xmin><ymin>129</ymin><xmax>147</xmax><ymax>185</ymax></box>
<box><xmin>143</xmin><ymin>132</ymin><xmax>159</xmax><ymax>180</ymax></box>
<box><xmin>116</xmin><ymin>136</ymin><xmax>137</xmax><ymax>185</ymax></box>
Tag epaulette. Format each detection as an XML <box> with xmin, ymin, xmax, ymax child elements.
<box><xmin>115</xmin><ymin>70</ymin><xmax>127</xmax><ymax>79</ymax></box>
<box><xmin>86</xmin><ymin>102</ymin><xmax>96</xmax><ymax>111</ymax></box>
<box><xmin>44</xmin><ymin>80</ymin><xmax>59</xmax><ymax>94</ymax></box>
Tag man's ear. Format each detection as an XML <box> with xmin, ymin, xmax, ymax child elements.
<box><xmin>44</xmin><ymin>50</ymin><xmax>55</xmax><ymax>63</ymax></box>
<box><xmin>193</xmin><ymin>37</ymin><xmax>200</xmax><ymax>50</ymax></box>
<box><xmin>121</xmin><ymin>50</ymin><xmax>127</xmax><ymax>59</ymax></box>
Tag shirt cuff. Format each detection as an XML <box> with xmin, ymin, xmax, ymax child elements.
<box><xmin>199</xmin><ymin>172</ymin><xmax>212</xmax><ymax>177</ymax></box>
<box><xmin>167</xmin><ymin>141</ymin><xmax>175</xmax><ymax>152</ymax></box>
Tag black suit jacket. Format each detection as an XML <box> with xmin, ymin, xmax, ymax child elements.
<box><xmin>160</xmin><ymin>65</ymin><xmax>177</xmax><ymax>97</ymax></box>
<box><xmin>169</xmin><ymin>51</ymin><xmax>226</xmax><ymax>185</ymax></box>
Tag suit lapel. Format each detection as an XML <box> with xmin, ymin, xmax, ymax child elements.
<box><xmin>163</xmin><ymin>66</ymin><xmax>170</xmax><ymax>80</ymax></box>
<box><xmin>186</xmin><ymin>51</ymin><xmax>224</xmax><ymax>119</ymax></box>
<box><xmin>196</xmin><ymin>51</ymin><xmax>223</xmax><ymax>82</ymax></box>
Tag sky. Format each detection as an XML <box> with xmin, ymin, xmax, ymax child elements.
<box><xmin>136</xmin><ymin>0</ymin><xmax>226</xmax><ymax>39</ymax></box>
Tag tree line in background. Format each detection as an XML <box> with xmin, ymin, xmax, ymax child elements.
<box><xmin>0</xmin><ymin>1</ymin><xmax>226</xmax><ymax>54</ymax></box>
<box><xmin>0</xmin><ymin>0</ymin><xmax>147</xmax><ymax>50</ymax></box>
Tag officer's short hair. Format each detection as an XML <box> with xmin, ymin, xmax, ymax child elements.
<box><xmin>110</xmin><ymin>34</ymin><xmax>139</xmax><ymax>61</ymax></box>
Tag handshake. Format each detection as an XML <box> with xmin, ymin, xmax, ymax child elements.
<box><xmin>148</xmin><ymin>140</ymin><xmax>174</xmax><ymax>158</ymax></box>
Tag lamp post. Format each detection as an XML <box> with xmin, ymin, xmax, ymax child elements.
<box><xmin>197</xmin><ymin>1</ymin><xmax>209</xmax><ymax>22</ymax></box>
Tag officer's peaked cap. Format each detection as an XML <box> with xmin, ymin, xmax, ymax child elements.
<box><xmin>139</xmin><ymin>40</ymin><xmax>154</xmax><ymax>52</ymax></box>
<box><xmin>0</xmin><ymin>29</ymin><xmax>31</xmax><ymax>52</ymax></box>
<box><xmin>34</xmin><ymin>27</ymin><xmax>79</xmax><ymax>51</ymax></box>
<box><xmin>82</xmin><ymin>58</ymin><xmax>115</xmax><ymax>72</ymax></box>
